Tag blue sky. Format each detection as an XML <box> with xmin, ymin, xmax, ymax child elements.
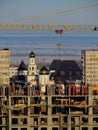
<box><xmin>0</xmin><ymin>0</ymin><xmax>98</xmax><ymax>24</ymax></box>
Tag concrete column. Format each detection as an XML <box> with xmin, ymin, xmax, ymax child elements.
<box><xmin>47</xmin><ymin>95</ymin><xmax>52</xmax><ymax>130</ymax></box>
<box><xmin>88</xmin><ymin>85</ymin><xmax>93</xmax><ymax>130</ymax></box>
<box><xmin>8</xmin><ymin>96</ymin><xmax>12</xmax><ymax>130</ymax></box>
<box><xmin>68</xmin><ymin>116</ymin><xmax>71</xmax><ymax>130</ymax></box>
<box><xmin>28</xmin><ymin>95</ymin><xmax>30</xmax><ymax>130</ymax></box>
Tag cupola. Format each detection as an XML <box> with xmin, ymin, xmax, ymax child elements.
<box><xmin>29</xmin><ymin>51</ymin><xmax>35</xmax><ymax>58</ymax></box>
<box><xmin>39</xmin><ymin>66</ymin><xmax>49</xmax><ymax>75</ymax></box>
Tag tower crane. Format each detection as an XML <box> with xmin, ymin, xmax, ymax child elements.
<box><xmin>0</xmin><ymin>3</ymin><xmax>98</xmax><ymax>32</ymax></box>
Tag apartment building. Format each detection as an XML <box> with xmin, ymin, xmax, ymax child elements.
<box><xmin>0</xmin><ymin>80</ymin><xmax>98</xmax><ymax>130</ymax></box>
<box><xmin>0</xmin><ymin>85</ymin><xmax>8</xmax><ymax>130</ymax></box>
<box><xmin>81</xmin><ymin>49</ymin><xmax>98</xmax><ymax>86</ymax></box>
<box><xmin>0</xmin><ymin>48</ymin><xmax>10</xmax><ymax>85</ymax></box>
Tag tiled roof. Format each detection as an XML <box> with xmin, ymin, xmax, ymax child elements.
<box><xmin>58</xmin><ymin>60</ymin><xmax>81</xmax><ymax>71</ymax></box>
<box><xmin>49</xmin><ymin>60</ymin><xmax>81</xmax><ymax>83</ymax></box>
<box><xmin>49</xmin><ymin>59</ymin><xmax>61</xmax><ymax>70</ymax></box>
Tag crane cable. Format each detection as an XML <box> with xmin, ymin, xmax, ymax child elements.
<box><xmin>9</xmin><ymin>3</ymin><xmax>98</xmax><ymax>24</ymax></box>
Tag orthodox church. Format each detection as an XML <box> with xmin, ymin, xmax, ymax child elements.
<box><xmin>10</xmin><ymin>50</ymin><xmax>81</xmax><ymax>87</ymax></box>
<box><xmin>10</xmin><ymin>50</ymin><xmax>54</xmax><ymax>88</ymax></box>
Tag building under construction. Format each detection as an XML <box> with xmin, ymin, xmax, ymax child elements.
<box><xmin>0</xmin><ymin>49</ymin><xmax>98</xmax><ymax>130</ymax></box>
<box><xmin>0</xmin><ymin>81</ymin><xmax>98</xmax><ymax>130</ymax></box>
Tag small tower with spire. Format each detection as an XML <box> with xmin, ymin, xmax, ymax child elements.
<box><xmin>27</xmin><ymin>50</ymin><xmax>37</xmax><ymax>85</ymax></box>
<box><xmin>28</xmin><ymin>51</ymin><xmax>36</xmax><ymax>75</ymax></box>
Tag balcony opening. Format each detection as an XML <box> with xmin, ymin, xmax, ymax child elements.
<box><xmin>63</xmin><ymin>116</ymin><xmax>68</xmax><ymax>123</ymax></box>
<box><xmin>21</xmin><ymin>128</ymin><xmax>27</xmax><ymax>130</ymax></box>
<box><xmin>81</xmin><ymin>117</ymin><xmax>88</xmax><ymax>123</ymax></box>
<box><xmin>52</xmin><ymin>128</ymin><xmax>58</xmax><ymax>130</ymax></box>
<box><xmin>21</xmin><ymin>118</ymin><xmax>27</xmax><ymax>124</ymax></box>
<box><xmin>12</xmin><ymin>128</ymin><xmax>18</xmax><ymax>130</ymax></box>
<box><xmin>34</xmin><ymin>128</ymin><xmax>38</xmax><ymax>130</ymax></box>
<box><xmin>93</xmin><ymin>127</ymin><xmax>98</xmax><ymax>130</ymax></box>
<box><xmin>82</xmin><ymin>127</ymin><xmax>88</xmax><ymax>130</ymax></box>
<box><xmin>41</xmin><ymin>127</ymin><xmax>47</xmax><ymax>130</ymax></box>
<box><xmin>12</xmin><ymin>118</ymin><xmax>18</xmax><ymax>125</ymax></box>
<box><xmin>93</xmin><ymin>118</ymin><xmax>98</xmax><ymax>123</ymax></box>
<box><xmin>63</xmin><ymin>128</ymin><xmax>67</xmax><ymax>130</ymax></box>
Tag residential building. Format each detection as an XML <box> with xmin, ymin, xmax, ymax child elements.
<box><xmin>81</xmin><ymin>49</ymin><xmax>98</xmax><ymax>86</ymax></box>
<box><xmin>9</xmin><ymin>66</ymin><xmax>18</xmax><ymax>79</ymax></box>
<box><xmin>0</xmin><ymin>48</ymin><xmax>10</xmax><ymax>85</ymax></box>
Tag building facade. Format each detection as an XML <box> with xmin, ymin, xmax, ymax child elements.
<box><xmin>81</xmin><ymin>49</ymin><xmax>98</xmax><ymax>86</ymax></box>
<box><xmin>0</xmin><ymin>48</ymin><xmax>10</xmax><ymax>85</ymax></box>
